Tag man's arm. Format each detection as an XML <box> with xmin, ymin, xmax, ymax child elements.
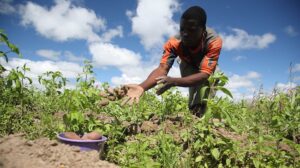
<box><xmin>171</xmin><ymin>72</ymin><xmax>209</xmax><ymax>87</ymax></box>
<box><xmin>139</xmin><ymin>63</ymin><xmax>170</xmax><ymax>91</ymax></box>
<box><xmin>156</xmin><ymin>37</ymin><xmax>222</xmax><ymax>95</ymax></box>
<box><xmin>155</xmin><ymin>72</ymin><xmax>209</xmax><ymax>96</ymax></box>
<box><xmin>173</xmin><ymin>37</ymin><xmax>222</xmax><ymax>87</ymax></box>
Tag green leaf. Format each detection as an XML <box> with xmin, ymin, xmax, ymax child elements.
<box><xmin>195</xmin><ymin>155</ymin><xmax>203</xmax><ymax>162</ymax></box>
<box><xmin>218</xmin><ymin>87</ymin><xmax>233</xmax><ymax>98</ymax></box>
<box><xmin>0</xmin><ymin>51</ymin><xmax>8</xmax><ymax>62</ymax></box>
<box><xmin>15</xmin><ymin>79</ymin><xmax>21</xmax><ymax>89</ymax></box>
<box><xmin>226</xmin><ymin>158</ymin><xmax>231</xmax><ymax>166</ymax></box>
<box><xmin>0</xmin><ymin>65</ymin><xmax>6</xmax><ymax>72</ymax></box>
<box><xmin>7</xmin><ymin>79</ymin><xmax>12</xmax><ymax>87</ymax></box>
<box><xmin>211</xmin><ymin>148</ymin><xmax>220</xmax><ymax>160</ymax></box>
<box><xmin>0</xmin><ymin>33</ymin><xmax>8</xmax><ymax>43</ymax></box>
<box><xmin>200</xmin><ymin>86</ymin><xmax>209</xmax><ymax>100</ymax></box>
<box><xmin>17</xmin><ymin>71</ymin><xmax>24</xmax><ymax>79</ymax></box>
<box><xmin>253</xmin><ymin>159</ymin><xmax>260</xmax><ymax>168</ymax></box>
<box><xmin>26</xmin><ymin>77</ymin><xmax>32</xmax><ymax>84</ymax></box>
<box><xmin>8</xmin><ymin>42</ymin><xmax>20</xmax><ymax>54</ymax></box>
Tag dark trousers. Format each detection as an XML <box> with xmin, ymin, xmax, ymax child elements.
<box><xmin>178</xmin><ymin>59</ymin><xmax>210</xmax><ymax>117</ymax></box>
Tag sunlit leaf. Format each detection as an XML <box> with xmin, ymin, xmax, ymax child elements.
<box><xmin>218</xmin><ymin>87</ymin><xmax>233</xmax><ymax>98</ymax></box>
<box><xmin>195</xmin><ymin>155</ymin><xmax>203</xmax><ymax>162</ymax></box>
<box><xmin>211</xmin><ymin>148</ymin><xmax>220</xmax><ymax>160</ymax></box>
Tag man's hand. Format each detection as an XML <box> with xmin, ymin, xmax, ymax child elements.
<box><xmin>155</xmin><ymin>76</ymin><xmax>176</xmax><ymax>95</ymax></box>
<box><xmin>121</xmin><ymin>84</ymin><xmax>144</xmax><ymax>106</ymax></box>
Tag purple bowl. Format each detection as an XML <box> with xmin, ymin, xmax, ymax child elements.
<box><xmin>57</xmin><ymin>133</ymin><xmax>107</xmax><ymax>151</ymax></box>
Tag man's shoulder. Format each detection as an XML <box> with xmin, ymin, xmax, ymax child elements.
<box><xmin>206</xmin><ymin>27</ymin><xmax>221</xmax><ymax>44</ymax></box>
<box><xmin>164</xmin><ymin>36</ymin><xmax>181</xmax><ymax>48</ymax></box>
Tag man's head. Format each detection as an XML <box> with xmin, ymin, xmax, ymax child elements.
<box><xmin>180</xmin><ymin>6</ymin><xmax>207</xmax><ymax>48</ymax></box>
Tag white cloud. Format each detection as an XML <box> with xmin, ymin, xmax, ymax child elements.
<box><xmin>109</xmin><ymin>49</ymin><xmax>181</xmax><ymax>85</ymax></box>
<box><xmin>233</xmin><ymin>55</ymin><xmax>246</xmax><ymax>61</ymax></box>
<box><xmin>36</xmin><ymin>49</ymin><xmax>86</xmax><ymax>63</ymax></box>
<box><xmin>125</xmin><ymin>10</ymin><xmax>134</xmax><ymax>18</ymax></box>
<box><xmin>63</xmin><ymin>51</ymin><xmax>85</xmax><ymax>62</ymax></box>
<box><xmin>128</xmin><ymin>0</ymin><xmax>180</xmax><ymax>50</ymax></box>
<box><xmin>294</xmin><ymin>76</ymin><xmax>300</xmax><ymax>82</ymax></box>
<box><xmin>89</xmin><ymin>42</ymin><xmax>141</xmax><ymax>67</ymax></box>
<box><xmin>217</xmin><ymin>90</ymin><xmax>254</xmax><ymax>101</ymax></box>
<box><xmin>19</xmin><ymin>0</ymin><xmax>105</xmax><ymax>42</ymax></box>
<box><xmin>214</xmin><ymin>71</ymin><xmax>262</xmax><ymax>100</ymax></box>
<box><xmin>111</xmin><ymin>73</ymin><xmax>143</xmax><ymax>85</ymax></box>
<box><xmin>0</xmin><ymin>57</ymin><xmax>82</xmax><ymax>79</ymax></box>
<box><xmin>226</xmin><ymin>71</ymin><xmax>261</xmax><ymax>91</ymax></box>
<box><xmin>111</xmin><ymin>64</ymin><xmax>157</xmax><ymax>85</ymax></box>
<box><xmin>246</xmin><ymin>71</ymin><xmax>261</xmax><ymax>79</ymax></box>
<box><xmin>36</xmin><ymin>49</ymin><xmax>61</xmax><ymax>61</ymax></box>
<box><xmin>0</xmin><ymin>0</ymin><xmax>16</xmax><ymax>14</ymax></box>
<box><xmin>292</xmin><ymin>63</ymin><xmax>300</xmax><ymax>72</ymax></box>
<box><xmin>284</xmin><ymin>25</ymin><xmax>298</xmax><ymax>37</ymax></box>
<box><xmin>221</xmin><ymin>28</ymin><xmax>276</xmax><ymax>50</ymax></box>
<box><xmin>101</xmin><ymin>25</ymin><xmax>123</xmax><ymax>42</ymax></box>
<box><xmin>276</xmin><ymin>82</ymin><xmax>297</xmax><ymax>91</ymax></box>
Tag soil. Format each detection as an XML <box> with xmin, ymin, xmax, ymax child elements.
<box><xmin>0</xmin><ymin>134</ymin><xmax>118</xmax><ymax>168</ymax></box>
<box><xmin>212</xmin><ymin>127</ymin><xmax>248</xmax><ymax>142</ymax></box>
<box><xmin>96</xmin><ymin>113</ymin><xmax>115</xmax><ymax>124</ymax></box>
<box><xmin>140</xmin><ymin>121</ymin><xmax>159</xmax><ymax>133</ymax></box>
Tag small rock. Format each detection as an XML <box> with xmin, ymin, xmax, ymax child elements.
<box><xmin>107</xmin><ymin>96</ymin><xmax>116</xmax><ymax>101</ymax></box>
<box><xmin>99</xmin><ymin>99</ymin><xmax>109</xmax><ymax>106</ymax></box>
<box><xmin>99</xmin><ymin>91</ymin><xmax>108</xmax><ymax>97</ymax></box>
<box><xmin>72</xmin><ymin>147</ymin><xmax>81</xmax><ymax>152</ymax></box>
<box><xmin>50</xmin><ymin>141</ymin><xmax>58</xmax><ymax>146</ymax></box>
<box><xmin>15</xmin><ymin>133</ymin><xmax>25</xmax><ymax>137</ymax></box>
<box><xmin>107</xmin><ymin>87</ymin><xmax>115</xmax><ymax>95</ymax></box>
<box><xmin>122</xmin><ymin>121</ymin><xmax>131</xmax><ymax>128</ymax></box>
<box><xmin>141</xmin><ymin>121</ymin><xmax>159</xmax><ymax>133</ymax></box>
<box><xmin>25</xmin><ymin>140</ymin><xmax>34</xmax><ymax>146</ymax></box>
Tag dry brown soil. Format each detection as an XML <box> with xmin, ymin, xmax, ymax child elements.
<box><xmin>0</xmin><ymin>134</ymin><xmax>118</xmax><ymax>168</ymax></box>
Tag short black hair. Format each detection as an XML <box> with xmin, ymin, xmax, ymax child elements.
<box><xmin>181</xmin><ymin>6</ymin><xmax>207</xmax><ymax>28</ymax></box>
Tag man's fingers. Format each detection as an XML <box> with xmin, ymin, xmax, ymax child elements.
<box><xmin>155</xmin><ymin>76</ymin><xmax>166</xmax><ymax>81</ymax></box>
<box><xmin>122</xmin><ymin>84</ymin><xmax>137</xmax><ymax>90</ymax></box>
<box><xmin>156</xmin><ymin>88</ymin><xmax>164</xmax><ymax>95</ymax></box>
<box><xmin>121</xmin><ymin>96</ymin><xmax>131</xmax><ymax>106</ymax></box>
<box><xmin>127</xmin><ymin>98</ymin><xmax>135</xmax><ymax>106</ymax></box>
<box><xmin>135</xmin><ymin>97</ymin><xmax>140</xmax><ymax>104</ymax></box>
<box><xmin>121</xmin><ymin>96</ymin><xmax>140</xmax><ymax>106</ymax></box>
<box><xmin>156</xmin><ymin>84</ymin><xmax>171</xmax><ymax>95</ymax></box>
<box><xmin>156</xmin><ymin>79</ymin><xmax>164</xmax><ymax>84</ymax></box>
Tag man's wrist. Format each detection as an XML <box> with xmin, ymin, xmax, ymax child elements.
<box><xmin>138</xmin><ymin>84</ymin><xmax>146</xmax><ymax>92</ymax></box>
<box><xmin>171</xmin><ymin>77</ymin><xmax>179</xmax><ymax>86</ymax></box>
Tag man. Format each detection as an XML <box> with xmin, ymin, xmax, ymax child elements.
<box><xmin>122</xmin><ymin>6</ymin><xmax>222</xmax><ymax>117</ymax></box>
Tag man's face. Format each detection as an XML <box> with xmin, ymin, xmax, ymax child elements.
<box><xmin>180</xmin><ymin>19</ymin><xmax>203</xmax><ymax>48</ymax></box>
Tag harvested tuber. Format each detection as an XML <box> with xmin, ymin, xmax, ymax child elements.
<box><xmin>64</xmin><ymin>132</ymin><xmax>81</xmax><ymax>140</ymax></box>
<box><xmin>81</xmin><ymin>131</ymin><xmax>102</xmax><ymax>140</ymax></box>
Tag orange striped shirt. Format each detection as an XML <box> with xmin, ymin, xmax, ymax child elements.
<box><xmin>160</xmin><ymin>27</ymin><xmax>222</xmax><ymax>75</ymax></box>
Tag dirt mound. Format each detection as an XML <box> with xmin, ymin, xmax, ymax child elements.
<box><xmin>0</xmin><ymin>134</ymin><xmax>118</xmax><ymax>168</ymax></box>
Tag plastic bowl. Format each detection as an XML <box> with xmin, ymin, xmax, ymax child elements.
<box><xmin>57</xmin><ymin>133</ymin><xmax>107</xmax><ymax>152</ymax></box>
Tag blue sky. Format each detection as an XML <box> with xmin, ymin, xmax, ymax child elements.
<box><xmin>1</xmin><ymin>0</ymin><xmax>299</xmax><ymax>99</ymax></box>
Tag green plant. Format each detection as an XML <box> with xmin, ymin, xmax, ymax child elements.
<box><xmin>63</xmin><ymin>110</ymin><xmax>101</xmax><ymax>135</ymax></box>
<box><xmin>201</xmin><ymin>71</ymin><xmax>233</xmax><ymax>100</ymax></box>
<box><xmin>0</xmin><ymin>29</ymin><xmax>21</xmax><ymax>62</ymax></box>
